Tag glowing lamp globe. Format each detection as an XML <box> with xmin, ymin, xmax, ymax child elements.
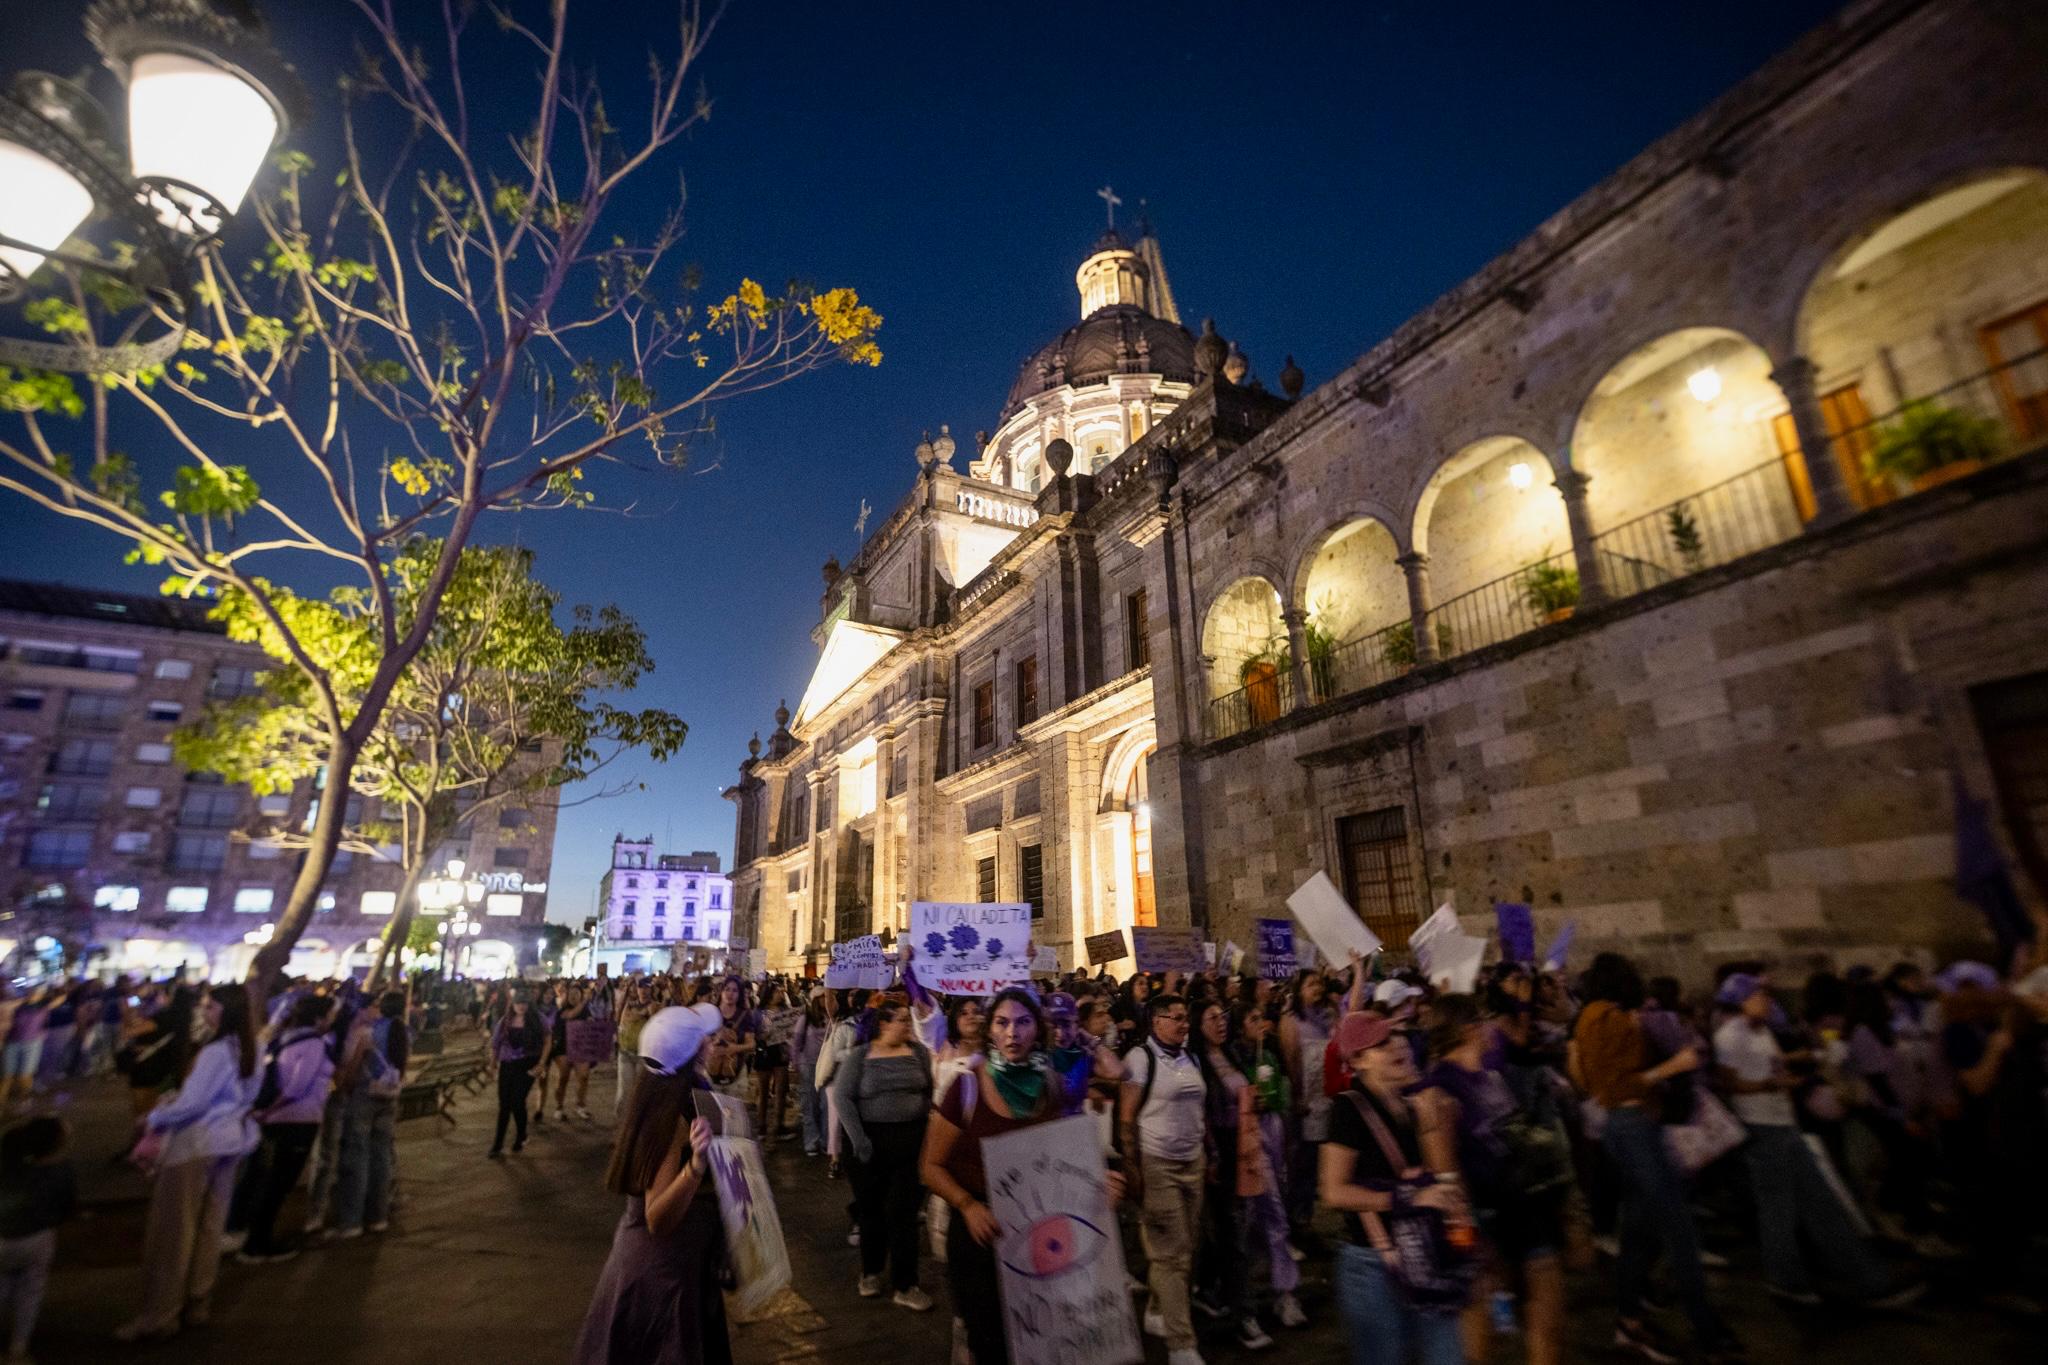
<box><xmin>0</xmin><ymin>139</ymin><xmax>94</xmax><ymax>282</ymax></box>
<box><xmin>124</xmin><ymin>51</ymin><xmax>279</xmax><ymax>233</ymax></box>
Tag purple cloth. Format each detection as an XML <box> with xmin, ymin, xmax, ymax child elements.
<box><xmin>7</xmin><ymin>1007</ymin><xmax>47</xmax><ymax>1044</ymax></box>
<box><xmin>1494</xmin><ymin>903</ymin><xmax>1535</xmax><ymax>964</ymax></box>
<box><xmin>572</xmin><ymin>1191</ymin><xmax>732</xmax><ymax>1364</ymax></box>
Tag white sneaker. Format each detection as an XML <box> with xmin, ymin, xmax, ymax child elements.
<box><xmin>1276</xmin><ymin>1293</ymin><xmax>1308</xmax><ymax>1328</ymax></box>
<box><xmin>847</xmin><ymin>1228</ymin><xmax>861</xmax><ymax>1247</ymax></box>
<box><xmin>858</xmin><ymin>1274</ymin><xmax>884</xmax><ymax>1298</ymax></box>
<box><xmin>893</xmin><ymin>1287</ymin><xmax>934</xmax><ymax>1312</ymax></box>
<box><xmin>1167</xmin><ymin>1350</ymin><xmax>1207</xmax><ymax>1365</ymax></box>
<box><xmin>1143</xmin><ymin>1310</ymin><xmax>1166</xmax><ymax>1337</ymax></box>
<box><xmin>1238</xmin><ymin>1316</ymin><xmax>1273</xmax><ymax>1350</ymax></box>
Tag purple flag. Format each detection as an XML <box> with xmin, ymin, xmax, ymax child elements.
<box><xmin>1495</xmin><ymin>903</ymin><xmax>1534</xmax><ymax>964</ymax></box>
<box><xmin>1543</xmin><ymin>919</ymin><xmax>1576</xmax><ymax>970</ymax></box>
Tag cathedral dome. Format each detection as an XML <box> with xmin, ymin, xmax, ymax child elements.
<box><xmin>1001</xmin><ymin>304</ymin><xmax>1197</xmax><ymax>419</ymax></box>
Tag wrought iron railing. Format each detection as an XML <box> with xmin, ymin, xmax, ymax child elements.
<box><xmin>1589</xmin><ymin>458</ymin><xmax>1804</xmax><ymax>596</ymax></box>
<box><xmin>1425</xmin><ymin>547</ymin><xmax>1582</xmax><ymax>661</ymax></box>
<box><xmin>1207</xmin><ymin>664</ymin><xmax>1300</xmax><ymax>742</ymax></box>
<box><xmin>1832</xmin><ymin>345</ymin><xmax>2046</xmax><ymax>459</ymax></box>
<box><xmin>1311</xmin><ymin>618</ymin><xmax>1414</xmax><ymax>703</ymax></box>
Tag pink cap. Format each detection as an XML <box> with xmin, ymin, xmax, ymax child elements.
<box><xmin>1336</xmin><ymin>1010</ymin><xmax>1393</xmax><ymax>1058</ymax></box>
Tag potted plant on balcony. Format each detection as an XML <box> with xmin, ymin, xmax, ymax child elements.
<box><xmin>1866</xmin><ymin>400</ymin><xmax>2002</xmax><ymax>493</ymax></box>
<box><xmin>1518</xmin><ymin>561</ymin><xmax>1581</xmax><ymax>625</ymax></box>
<box><xmin>1381</xmin><ymin>620</ymin><xmax>1455</xmax><ymax>673</ymax></box>
<box><xmin>1665</xmin><ymin>501</ymin><xmax>1706</xmax><ymax>573</ymax></box>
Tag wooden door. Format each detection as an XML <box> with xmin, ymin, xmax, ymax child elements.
<box><xmin>1243</xmin><ymin>659</ymin><xmax>1283</xmax><ymax>726</ymax></box>
<box><xmin>1770</xmin><ymin>381</ymin><xmax>1883</xmax><ymax>521</ymax></box>
<box><xmin>1980</xmin><ymin>300</ymin><xmax>2048</xmax><ymax>442</ymax></box>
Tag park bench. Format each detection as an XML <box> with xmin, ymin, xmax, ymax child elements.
<box><xmin>396</xmin><ymin>1045</ymin><xmax>491</xmax><ymax>1124</ymax></box>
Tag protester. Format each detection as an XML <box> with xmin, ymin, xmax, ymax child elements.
<box><xmin>792</xmin><ymin>989</ymin><xmax>835</xmax><ymax>1157</ymax></box>
<box><xmin>116</xmin><ymin>984</ymin><xmax>261</xmax><ymax>1343</ymax></box>
<box><xmin>0</xmin><ymin>1115</ymin><xmax>76</xmax><ymax>1361</ymax></box>
<box><xmin>756</xmin><ymin>983</ymin><xmax>802</xmax><ymax>1143</ymax></box>
<box><xmin>491</xmin><ymin>994</ymin><xmax>548</xmax><ymax>1158</ymax></box>
<box><xmin>1571</xmin><ymin>953</ymin><xmax>1739</xmax><ymax>1364</ymax></box>
<box><xmin>1190</xmin><ymin>997</ymin><xmax>1276</xmax><ymax>1350</ymax></box>
<box><xmin>1120</xmin><ymin>992</ymin><xmax>1208</xmax><ymax>1365</ymax></box>
<box><xmin>831</xmin><ymin>997</ymin><xmax>935</xmax><ymax>1310</ymax></box>
<box><xmin>0</xmin><ymin>991</ymin><xmax>47</xmax><ymax>1111</ymax></box>
<box><xmin>1278</xmin><ymin>969</ymin><xmax>1337</xmax><ymax>1240</ymax></box>
<box><xmin>326</xmin><ymin>990</ymin><xmax>408</xmax><ymax>1239</ymax></box>
<box><xmin>235</xmin><ymin>994</ymin><xmax>339</xmax><ymax>1264</ymax></box>
<box><xmin>546</xmin><ymin>985</ymin><xmax>592</xmax><ymax>1123</ymax></box>
<box><xmin>1232</xmin><ymin>1001</ymin><xmax>1306</xmax><ymax>1328</ymax></box>
<box><xmin>616</xmin><ymin>983</ymin><xmax>651</xmax><ymax>1119</ymax></box>
<box><xmin>115</xmin><ymin>987</ymin><xmax>193</xmax><ymax>1122</ymax></box>
<box><xmin>573</xmin><ymin>1004</ymin><xmax>731</xmax><ymax>1364</ymax></box>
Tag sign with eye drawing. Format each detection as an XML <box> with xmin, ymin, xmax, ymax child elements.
<box><xmin>980</xmin><ymin>1114</ymin><xmax>1141</xmax><ymax>1365</ymax></box>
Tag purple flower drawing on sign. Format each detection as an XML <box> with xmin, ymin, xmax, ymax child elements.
<box><xmin>985</xmin><ymin>938</ymin><xmax>1004</xmax><ymax>960</ymax></box>
<box><xmin>948</xmin><ymin>923</ymin><xmax>981</xmax><ymax>954</ymax></box>
<box><xmin>924</xmin><ymin>931</ymin><xmax>947</xmax><ymax>958</ymax></box>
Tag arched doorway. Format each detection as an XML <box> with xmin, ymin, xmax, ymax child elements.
<box><xmin>1294</xmin><ymin>516</ymin><xmax>1408</xmax><ymax>697</ymax></box>
<box><xmin>1412</xmin><ymin>436</ymin><xmax>1574</xmax><ymax>652</ymax></box>
<box><xmin>1798</xmin><ymin>169</ymin><xmax>2048</xmax><ymax>500</ymax></box>
<box><xmin>1096</xmin><ymin>726</ymin><xmax>1159</xmax><ymax>938</ymax></box>
<box><xmin>1200</xmin><ymin>577</ymin><xmax>1287</xmax><ymax>736</ymax></box>
<box><xmin>1572</xmin><ymin>329</ymin><xmax>1800</xmax><ymax>587</ymax></box>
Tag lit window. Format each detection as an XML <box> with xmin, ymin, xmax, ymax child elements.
<box><xmin>125</xmin><ymin>787</ymin><xmax>162</xmax><ymax>808</ymax></box>
<box><xmin>95</xmin><ymin>884</ymin><xmax>140</xmax><ymax>912</ymax></box>
<box><xmin>653</xmin><ymin>900</ymin><xmax>666</xmax><ymax>917</ymax></box>
<box><xmin>486</xmin><ymin>893</ymin><xmax>523</xmax><ymax>917</ymax></box>
<box><xmin>135</xmin><ymin>742</ymin><xmax>173</xmax><ymax>764</ymax></box>
<box><xmin>112</xmin><ymin>831</ymin><xmax>149</xmax><ymax>854</ymax></box>
<box><xmin>154</xmin><ymin>659</ymin><xmax>193</xmax><ymax>680</ymax></box>
<box><xmin>360</xmin><ymin>891</ymin><xmax>396</xmax><ymax>916</ymax></box>
<box><xmin>234</xmin><ymin>887</ymin><xmax>273</xmax><ymax>914</ymax></box>
<box><xmin>165</xmin><ymin>885</ymin><xmax>208</xmax><ymax>913</ymax></box>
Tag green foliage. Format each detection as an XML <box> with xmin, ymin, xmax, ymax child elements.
<box><xmin>405</xmin><ymin>915</ymin><xmax>441</xmax><ymax>955</ymax></box>
<box><xmin>1518</xmin><ymin>560</ymin><xmax>1581</xmax><ymax>616</ymax></box>
<box><xmin>1665</xmin><ymin>501</ymin><xmax>1705</xmax><ymax>571</ymax></box>
<box><xmin>1381</xmin><ymin>619</ymin><xmax>1455</xmax><ymax>669</ymax></box>
<box><xmin>0</xmin><ymin>367</ymin><xmax>84</xmax><ymax>419</ymax></box>
<box><xmin>1865</xmin><ymin>401</ymin><xmax>2002</xmax><ymax>482</ymax></box>
<box><xmin>162</xmin><ymin>465</ymin><xmax>261</xmax><ymax>517</ymax></box>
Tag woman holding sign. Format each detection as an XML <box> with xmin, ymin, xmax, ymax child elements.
<box><xmin>919</xmin><ymin>988</ymin><xmax>1074</xmax><ymax>1365</ymax></box>
<box><xmin>575</xmin><ymin>1003</ymin><xmax>731</xmax><ymax>1365</ymax></box>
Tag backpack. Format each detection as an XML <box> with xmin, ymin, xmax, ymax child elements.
<box><xmin>1118</xmin><ymin>1039</ymin><xmax>1204</xmax><ymax>1154</ymax></box>
<box><xmin>1340</xmin><ymin>1090</ymin><xmax>1480</xmax><ymax>1314</ymax></box>
<box><xmin>363</xmin><ymin>1018</ymin><xmax>405</xmax><ymax>1100</ymax></box>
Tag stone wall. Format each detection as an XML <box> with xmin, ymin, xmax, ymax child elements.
<box><xmin>1192</xmin><ymin>459</ymin><xmax>2048</xmax><ymax>982</ymax></box>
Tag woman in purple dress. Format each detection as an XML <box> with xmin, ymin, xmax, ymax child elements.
<box><xmin>574</xmin><ymin>1003</ymin><xmax>732</xmax><ymax>1365</ymax></box>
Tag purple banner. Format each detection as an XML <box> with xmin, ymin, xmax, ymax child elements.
<box><xmin>1255</xmin><ymin>918</ymin><xmax>1296</xmax><ymax>980</ymax></box>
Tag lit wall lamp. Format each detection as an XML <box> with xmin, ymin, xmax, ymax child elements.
<box><xmin>1686</xmin><ymin>366</ymin><xmax>1723</xmax><ymax>405</ymax></box>
<box><xmin>1506</xmin><ymin>461</ymin><xmax>1534</xmax><ymax>490</ymax></box>
<box><xmin>0</xmin><ymin>1</ymin><xmax>305</xmax><ymax>371</ymax></box>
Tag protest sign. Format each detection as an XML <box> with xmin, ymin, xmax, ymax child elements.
<box><xmin>825</xmin><ymin>935</ymin><xmax>891</xmax><ymax>989</ymax></box>
<box><xmin>1254</xmin><ymin>918</ymin><xmax>1296</xmax><ymax>979</ymax></box>
<box><xmin>1286</xmin><ymin>872</ymin><xmax>1384</xmax><ymax>965</ymax></box>
<box><xmin>1221</xmin><ymin>941</ymin><xmax>1246</xmax><ymax>975</ymax></box>
<box><xmin>1131</xmin><ymin>926</ymin><xmax>1205</xmax><ymax>973</ymax></box>
<box><xmin>1410</xmin><ymin>903</ymin><xmax>1486</xmax><ymax>992</ymax></box>
<box><xmin>1032</xmin><ymin>945</ymin><xmax>1060</xmax><ymax>975</ymax></box>
<box><xmin>565</xmin><ymin>1015</ymin><xmax>615</xmax><ymax>1068</ymax></box>
<box><xmin>1084</xmin><ymin>930</ymin><xmax>1130</xmax><ymax>967</ymax></box>
<box><xmin>704</xmin><ymin>1134</ymin><xmax>790</xmax><ymax>1318</ymax></box>
<box><xmin>1543</xmin><ymin>919</ymin><xmax>1576</xmax><ymax>971</ymax></box>
<box><xmin>1494</xmin><ymin>903</ymin><xmax>1535</xmax><ymax>964</ymax></box>
<box><xmin>744</xmin><ymin>948</ymin><xmax>767</xmax><ymax>979</ymax></box>
<box><xmin>1408</xmin><ymin>903</ymin><xmax>1461</xmax><ymax>959</ymax></box>
<box><xmin>1203</xmin><ymin>941</ymin><xmax>1218</xmax><ymax>968</ymax></box>
<box><xmin>911</xmin><ymin>902</ymin><xmax>1034</xmax><ymax>995</ymax></box>
<box><xmin>981</xmin><ymin>1114</ymin><xmax>1142</xmax><ymax>1365</ymax></box>
<box><xmin>693</xmin><ymin>1090</ymin><xmax>755</xmax><ymax>1140</ymax></box>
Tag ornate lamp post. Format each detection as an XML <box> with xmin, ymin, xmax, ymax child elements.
<box><xmin>0</xmin><ymin>0</ymin><xmax>304</xmax><ymax>371</ymax></box>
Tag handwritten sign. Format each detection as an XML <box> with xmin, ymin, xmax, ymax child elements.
<box><xmin>1286</xmin><ymin>871</ymin><xmax>1384</xmax><ymax>965</ymax></box>
<box><xmin>1032</xmin><ymin>944</ymin><xmax>1060</xmax><ymax>975</ymax></box>
<box><xmin>981</xmin><ymin>1114</ymin><xmax>1142</xmax><ymax>1365</ymax></box>
<box><xmin>704</xmin><ymin>1133</ymin><xmax>790</xmax><ymax>1318</ymax></box>
<box><xmin>1131</xmin><ymin>926</ymin><xmax>1205</xmax><ymax>973</ymax></box>
<box><xmin>1221</xmin><ymin>941</ymin><xmax>1246</xmax><ymax>975</ymax></box>
<box><xmin>911</xmin><ymin>902</ymin><xmax>1033</xmax><ymax>996</ymax></box>
<box><xmin>1084</xmin><ymin>930</ymin><xmax>1129</xmax><ymax>967</ymax></box>
<box><xmin>826</xmin><ymin>935</ymin><xmax>890</xmax><ymax>989</ymax></box>
<box><xmin>1255</xmin><ymin>919</ymin><xmax>1296</xmax><ymax>979</ymax></box>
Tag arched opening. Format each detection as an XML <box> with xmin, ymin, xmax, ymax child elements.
<box><xmin>1413</xmin><ymin>436</ymin><xmax>1574</xmax><ymax>653</ymax></box>
<box><xmin>466</xmin><ymin>938</ymin><xmax>519</xmax><ymax>981</ymax></box>
<box><xmin>1573</xmin><ymin>329</ymin><xmax>1800</xmax><ymax>590</ymax></box>
<box><xmin>1798</xmin><ymin>170</ymin><xmax>2048</xmax><ymax>501</ymax></box>
<box><xmin>1095</xmin><ymin>726</ymin><xmax>1158</xmax><ymax>938</ymax></box>
<box><xmin>343</xmin><ymin>937</ymin><xmax>384</xmax><ymax>979</ymax></box>
<box><xmin>1296</xmin><ymin>518</ymin><xmax>1408</xmax><ymax>698</ymax></box>
<box><xmin>287</xmin><ymin>937</ymin><xmax>336</xmax><ymax>980</ymax></box>
<box><xmin>1200</xmin><ymin>576</ymin><xmax>1287</xmax><ymax>736</ymax></box>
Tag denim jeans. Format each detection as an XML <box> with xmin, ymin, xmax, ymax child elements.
<box><xmin>1742</xmin><ymin>1123</ymin><xmax>1888</xmax><ymax>1298</ymax></box>
<box><xmin>1601</xmin><ymin>1106</ymin><xmax>1721</xmax><ymax>1340</ymax></box>
<box><xmin>795</xmin><ymin>1061</ymin><xmax>823</xmax><ymax>1153</ymax></box>
<box><xmin>1334</xmin><ymin>1242</ymin><xmax>1463</xmax><ymax>1365</ymax></box>
<box><xmin>331</xmin><ymin>1091</ymin><xmax>397</xmax><ymax>1232</ymax></box>
<box><xmin>305</xmin><ymin>1092</ymin><xmax>345</xmax><ymax>1228</ymax></box>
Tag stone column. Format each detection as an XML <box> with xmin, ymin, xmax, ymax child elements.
<box><xmin>1395</xmin><ymin>552</ymin><xmax>1438</xmax><ymax>664</ymax></box>
<box><xmin>1281</xmin><ymin>608</ymin><xmax>1314</xmax><ymax>708</ymax></box>
<box><xmin>1770</xmin><ymin>355</ymin><xmax>1856</xmax><ymax>528</ymax></box>
<box><xmin>1553</xmin><ymin>469</ymin><xmax>1609</xmax><ymax>607</ymax></box>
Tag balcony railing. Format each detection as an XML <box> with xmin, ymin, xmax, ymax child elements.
<box><xmin>1208</xmin><ymin>665</ymin><xmax>1300</xmax><ymax>742</ymax></box>
<box><xmin>1426</xmin><ymin>547</ymin><xmax>1583</xmax><ymax>661</ymax></box>
<box><xmin>1589</xmin><ymin>458</ymin><xmax>1804</xmax><ymax>596</ymax></box>
<box><xmin>1310</xmin><ymin>618</ymin><xmax>1414</xmax><ymax>704</ymax></box>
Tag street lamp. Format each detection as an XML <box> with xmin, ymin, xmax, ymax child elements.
<box><xmin>0</xmin><ymin>1</ymin><xmax>305</xmax><ymax>370</ymax></box>
<box><xmin>438</xmin><ymin>907</ymin><xmax>482</xmax><ymax>978</ymax></box>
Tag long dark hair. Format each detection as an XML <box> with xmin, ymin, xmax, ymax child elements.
<box><xmin>1582</xmin><ymin>952</ymin><xmax>1645</xmax><ymax>1010</ymax></box>
<box><xmin>209</xmin><ymin>984</ymin><xmax>259</xmax><ymax>1078</ymax></box>
<box><xmin>605</xmin><ymin>1069</ymin><xmax>700</xmax><ymax>1197</ymax></box>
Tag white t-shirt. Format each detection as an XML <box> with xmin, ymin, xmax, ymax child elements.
<box><xmin>1713</xmin><ymin>1017</ymin><xmax>1795</xmax><ymax>1126</ymax></box>
<box><xmin>1125</xmin><ymin>1040</ymin><xmax>1207</xmax><ymax>1162</ymax></box>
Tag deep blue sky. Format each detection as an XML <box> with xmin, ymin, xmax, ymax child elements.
<box><xmin>1</xmin><ymin>1</ymin><xmax>1842</xmax><ymax>924</ymax></box>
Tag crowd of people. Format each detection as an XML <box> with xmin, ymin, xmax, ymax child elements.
<box><xmin>568</xmin><ymin>941</ymin><xmax>2047</xmax><ymax>1365</ymax></box>
<box><xmin>0</xmin><ymin>936</ymin><xmax>2041</xmax><ymax>1363</ymax></box>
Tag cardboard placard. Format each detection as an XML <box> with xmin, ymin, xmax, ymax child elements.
<box><xmin>1255</xmin><ymin>918</ymin><xmax>1296</xmax><ymax>979</ymax></box>
<box><xmin>1085</xmin><ymin>930</ymin><xmax>1130</xmax><ymax>967</ymax></box>
<box><xmin>981</xmin><ymin>1115</ymin><xmax>1142</xmax><ymax>1365</ymax></box>
<box><xmin>825</xmin><ymin>935</ymin><xmax>891</xmax><ymax>989</ymax></box>
<box><xmin>704</xmin><ymin>1134</ymin><xmax>789</xmax><ymax>1318</ymax></box>
<box><xmin>1031</xmin><ymin>945</ymin><xmax>1060</xmax><ymax>975</ymax></box>
<box><xmin>1131</xmin><ymin>926</ymin><xmax>1205</xmax><ymax>974</ymax></box>
<box><xmin>911</xmin><ymin>902</ymin><xmax>1034</xmax><ymax>995</ymax></box>
<box><xmin>1285</xmin><ymin>871</ymin><xmax>1384</xmax><ymax>965</ymax></box>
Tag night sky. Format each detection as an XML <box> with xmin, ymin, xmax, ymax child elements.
<box><xmin>1</xmin><ymin>1</ymin><xmax>1843</xmax><ymax>925</ymax></box>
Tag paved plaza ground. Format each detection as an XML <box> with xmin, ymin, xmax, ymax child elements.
<box><xmin>17</xmin><ymin>1041</ymin><xmax>2043</xmax><ymax>1364</ymax></box>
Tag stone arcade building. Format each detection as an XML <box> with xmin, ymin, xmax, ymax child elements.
<box><xmin>727</xmin><ymin>0</ymin><xmax>2048</xmax><ymax>978</ymax></box>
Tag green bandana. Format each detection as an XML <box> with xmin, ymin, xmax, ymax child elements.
<box><xmin>987</xmin><ymin>1051</ymin><xmax>1049</xmax><ymax>1114</ymax></box>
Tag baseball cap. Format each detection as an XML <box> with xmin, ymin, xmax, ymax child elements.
<box><xmin>638</xmin><ymin>1004</ymin><xmax>724</xmax><ymax>1076</ymax></box>
<box><xmin>1335</xmin><ymin>1010</ymin><xmax>1394</xmax><ymax>1058</ymax></box>
<box><xmin>1374</xmin><ymin>979</ymin><xmax>1423</xmax><ymax>1009</ymax></box>
<box><xmin>1714</xmin><ymin>973</ymin><xmax>1764</xmax><ymax>1008</ymax></box>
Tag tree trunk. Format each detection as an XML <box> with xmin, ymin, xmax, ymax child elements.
<box><xmin>366</xmin><ymin>858</ymin><xmax>429</xmax><ymax>993</ymax></box>
<box><xmin>249</xmin><ymin>733</ymin><xmax>361</xmax><ymax>998</ymax></box>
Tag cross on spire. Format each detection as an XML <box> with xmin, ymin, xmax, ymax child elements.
<box><xmin>1097</xmin><ymin>184</ymin><xmax>1122</xmax><ymax>229</ymax></box>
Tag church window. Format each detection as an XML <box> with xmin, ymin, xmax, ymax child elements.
<box><xmin>972</xmin><ymin>681</ymin><xmax>996</xmax><ymax>750</ymax></box>
<box><xmin>976</xmin><ymin>855</ymin><xmax>997</xmax><ymax>903</ymax></box>
<box><xmin>1020</xmin><ymin>844</ymin><xmax>1044</xmax><ymax>920</ymax></box>
<box><xmin>1126</xmin><ymin>589</ymin><xmax>1150</xmax><ymax>670</ymax></box>
<box><xmin>1015</xmin><ymin>656</ymin><xmax>1039</xmax><ymax>726</ymax></box>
